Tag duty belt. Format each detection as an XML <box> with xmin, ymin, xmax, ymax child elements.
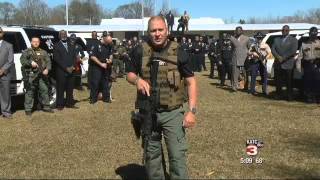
<box><xmin>156</xmin><ymin>104</ymin><xmax>182</xmax><ymax>113</ymax></box>
<box><xmin>303</xmin><ymin>59</ymin><xmax>319</xmax><ymax>64</ymax></box>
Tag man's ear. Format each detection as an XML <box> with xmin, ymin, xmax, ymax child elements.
<box><xmin>165</xmin><ymin>26</ymin><xmax>169</xmax><ymax>36</ymax></box>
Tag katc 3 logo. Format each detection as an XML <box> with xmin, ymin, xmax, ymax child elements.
<box><xmin>246</xmin><ymin>144</ymin><xmax>258</xmax><ymax>156</ymax></box>
<box><xmin>246</xmin><ymin>139</ymin><xmax>263</xmax><ymax>156</ymax></box>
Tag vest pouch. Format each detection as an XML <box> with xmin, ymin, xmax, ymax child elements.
<box><xmin>315</xmin><ymin>46</ymin><xmax>320</xmax><ymax>58</ymax></box>
<box><xmin>165</xmin><ymin>86</ymin><xmax>185</xmax><ymax>110</ymax></box>
<box><xmin>157</xmin><ymin>65</ymin><xmax>168</xmax><ymax>78</ymax></box>
<box><xmin>173</xmin><ymin>70</ymin><xmax>181</xmax><ymax>88</ymax></box>
<box><xmin>159</xmin><ymin>80</ymin><xmax>171</xmax><ymax>107</ymax></box>
<box><xmin>167</xmin><ymin>70</ymin><xmax>174</xmax><ymax>87</ymax></box>
<box><xmin>141</xmin><ymin>67</ymin><xmax>151</xmax><ymax>81</ymax></box>
<box><xmin>159</xmin><ymin>80</ymin><xmax>185</xmax><ymax>109</ymax></box>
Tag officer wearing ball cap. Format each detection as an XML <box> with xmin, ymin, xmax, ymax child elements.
<box><xmin>247</xmin><ymin>31</ymin><xmax>271</xmax><ymax>95</ymax></box>
<box><xmin>297</xmin><ymin>27</ymin><xmax>320</xmax><ymax>103</ymax></box>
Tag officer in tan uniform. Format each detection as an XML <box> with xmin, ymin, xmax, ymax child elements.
<box><xmin>297</xmin><ymin>27</ymin><xmax>320</xmax><ymax>103</ymax></box>
<box><xmin>127</xmin><ymin>16</ymin><xmax>197</xmax><ymax>179</ymax></box>
<box><xmin>247</xmin><ymin>32</ymin><xmax>272</xmax><ymax>95</ymax></box>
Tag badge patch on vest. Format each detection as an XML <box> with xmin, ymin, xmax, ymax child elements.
<box><xmin>153</xmin><ymin>59</ymin><xmax>167</xmax><ymax>66</ymax></box>
<box><xmin>98</xmin><ymin>45</ymin><xmax>102</xmax><ymax>52</ymax></box>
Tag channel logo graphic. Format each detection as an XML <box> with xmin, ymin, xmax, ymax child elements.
<box><xmin>246</xmin><ymin>139</ymin><xmax>264</xmax><ymax>156</ymax></box>
<box><xmin>240</xmin><ymin>139</ymin><xmax>264</xmax><ymax>164</ymax></box>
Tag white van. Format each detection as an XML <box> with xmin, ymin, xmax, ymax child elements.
<box><xmin>1</xmin><ymin>26</ymin><xmax>59</xmax><ymax>105</ymax></box>
<box><xmin>262</xmin><ymin>30</ymin><xmax>312</xmax><ymax>79</ymax></box>
<box><xmin>262</xmin><ymin>30</ymin><xmax>309</xmax><ymax>78</ymax></box>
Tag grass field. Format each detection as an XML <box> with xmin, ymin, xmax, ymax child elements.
<box><xmin>0</xmin><ymin>70</ymin><xmax>319</xmax><ymax>179</ymax></box>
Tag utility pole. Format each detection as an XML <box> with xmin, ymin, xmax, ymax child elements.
<box><xmin>142</xmin><ymin>0</ymin><xmax>144</xmax><ymax>35</ymax></box>
<box><xmin>65</xmin><ymin>0</ymin><xmax>69</xmax><ymax>25</ymax></box>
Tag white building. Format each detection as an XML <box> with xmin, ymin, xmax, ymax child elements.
<box><xmin>50</xmin><ymin>17</ymin><xmax>320</xmax><ymax>40</ymax></box>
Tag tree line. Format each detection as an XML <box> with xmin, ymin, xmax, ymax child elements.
<box><xmin>1</xmin><ymin>0</ymin><xmax>319</xmax><ymax>26</ymax></box>
<box><xmin>225</xmin><ymin>9</ymin><xmax>320</xmax><ymax>24</ymax></box>
<box><xmin>0</xmin><ymin>0</ymin><xmax>159</xmax><ymax>25</ymax></box>
<box><xmin>246</xmin><ymin>9</ymin><xmax>320</xmax><ymax>24</ymax></box>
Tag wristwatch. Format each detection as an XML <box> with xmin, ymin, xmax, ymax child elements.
<box><xmin>190</xmin><ymin>107</ymin><xmax>197</xmax><ymax>115</ymax></box>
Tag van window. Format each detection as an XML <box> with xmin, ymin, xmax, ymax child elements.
<box><xmin>74</xmin><ymin>37</ymin><xmax>86</xmax><ymax>50</ymax></box>
<box><xmin>266</xmin><ymin>34</ymin><xmax>297</xmax><ymax>47</ymax></box>
<box><xmin>298</xmin><ymin>35</ymin><xmax>320</xmax><ymax>49</ymax></box>
<box><xmin>85</xmin><ymin>38</ymin><xmax>99</xmax><ymax>51</ymax></box>
<box><xmin>3</xmin><ymin>32</ymin><xmax>27</xmax><ymax>53</ymax></box>
<box><xmin>299</xmin><ymin>37</ymin><xmax>309</xmax><ymax>49</ymax></box>
<box><xmin>23</xmin><ymin>28</ymin><xmax>59</xmax><ymax>54</ymax></box>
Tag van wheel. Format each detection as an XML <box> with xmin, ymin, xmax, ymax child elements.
<box><xmin>49</xmin><ymin>79</ymin><xmax>57</xmax><ymax>108</ymax></box>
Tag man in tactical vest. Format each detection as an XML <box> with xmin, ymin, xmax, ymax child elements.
<box><xmin>20</xmin><ymin>37</ymin><xmax>54</xmax><ymax>116</ymax></box>
<box><xmin>127</xmin><ymin>16</ymin><xmax>197</xmax><ymax>179</ymax></box>
<box><xmin>113</xmin><ymin>41</ymin><xmax>126</xmax><ymax>78</ymax></box>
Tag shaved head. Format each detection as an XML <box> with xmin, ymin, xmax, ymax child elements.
<box><xmin>148</xmin><ymin>16</ymin><xmax>167</xmax><ymax>32</ymax></box>
<box><xmin>148</xmin><ymin>16</ymin><xmax>168</xmax><ymax>48</ymax></box>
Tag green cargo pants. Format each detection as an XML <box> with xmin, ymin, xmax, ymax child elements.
<box><xmin>24</xmin><ymin>76</ymin><xmax>51</xmax><ymax>112</ymax></box>
<box><xmin>145</xmin><ymin>107</ymin><xmax>188</xmax><ymax>180</ymax></box>
<box><xmin>113</xmin><ymin>58</ymin><xmax>124</xmax><ymax>76</ymax></box>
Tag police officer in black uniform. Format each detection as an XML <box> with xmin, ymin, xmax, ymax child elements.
<box><xmin>180</xmin><ymin>36</ymin><xmax>189</xmax><ymax>52</ymax></box>
<box><xmin>177</xmin><ymin>16</ymin><xmax>186</xmax><ymax>33</ymax></box>
<box><xmin>70</xmin><ymin>34</ymin><xmax>85</xmax><ymax>91</ymax></box>
<box><xmin>199</xmin><ymin>36</ymin><xmax>207</xmax><ymax>71</ymax></box>
<box><xmin>218</xmin><ymin>33</ymin><xmax>233</xmax><ymax>86</ymax></box>
<box><xmin>86</xmin><ymin>31</ymin><xmax>100</xmax><ymax>55</ymax></box>
<box><xmin>192</xmin><ymin>36</ymin><xmax>202</xmax><ymax>72</ymax></box>
<box><xmin>88</xmin><ymin>31</ymin><xmax>112</xmax><ymax>104</ymax></box>
<box><xmin>208</xmin><ymin>37</ymin><xmax>219</xmax><ymax>78</ymax></box>
<box><xmin>86</xmin><ymin>31</ymin><xmax>100</xmax><ymax>90</ymax></box>
<box><xmin>132</xmin><ymin>37</ymin><xmax>143</xmax><ymax>77</ymax></box>
<box><xmin>187</xmin><ymin>38</ymin><xmax>194</xmax><ymax>71</ymax></box>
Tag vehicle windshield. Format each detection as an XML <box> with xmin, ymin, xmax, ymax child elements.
<box><xmin>23</xmin><ymin>28</ymin><xmax>59</xmax><ymax>54</ymax></box>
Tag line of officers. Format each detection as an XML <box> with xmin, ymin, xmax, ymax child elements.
<box><xmin>20</xmin><ymin>30</ymin><xmax>144</xmax><ymax>116</ymax></box>
<box><xmin>17</xmin><ymin>26</ymin><xmax>320</xmax><ymax>116</ymax></box>
<box><xmin>178</xmin><ymin>31</ymin><xmax>269</xmax><ymax>94</ymax></box>
<box><xmin>179</xmin><ymin>33</ymin><xmax>241</xmax><ymax>87</ymax></box>
<box><xmin>178</xmin><ymin>26</ymin><xmax>320</xmax><ymax>103</ymax></box>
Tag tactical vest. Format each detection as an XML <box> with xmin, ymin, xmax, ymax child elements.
<box><xmin>21</xmin><ymin>48</ymin><xmax>48</xmax><ymax>86</ymax></box>
<box><xmin>21</xmin><ymin>48</ymin><xmax>47</xmax><ymax>75</ymax></box>
<box><xmin>137</xmin><ymin>41</ymin><xmax>186</xmax><ymax>110</ymax></box>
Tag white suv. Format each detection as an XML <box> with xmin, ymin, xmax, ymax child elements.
<box><xmin>1</xmin><ymin>26</ymin><xmax>59</xmax><ymax>105</ymax></box>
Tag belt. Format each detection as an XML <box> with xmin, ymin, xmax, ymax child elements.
<box><xmin>156</xmin><ymin>105</ymin><xmax>182</xmax><ymax>113</ymax></box>
<box><xmin>302</xmin><ymin>59</ymin><xmax>318</xmax><ymax>64</ymax></box>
